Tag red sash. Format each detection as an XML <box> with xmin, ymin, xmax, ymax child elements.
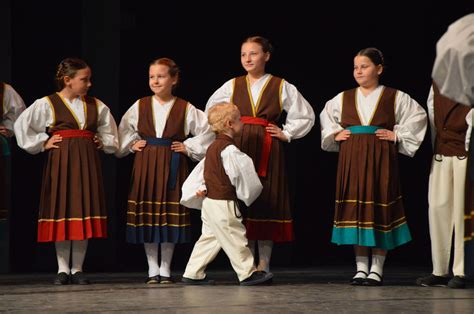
<box><xmin>53</xmin><ymin>130</ymin><xmax>94</xmax><ymax>139</ymax></box>
<box><xmin>240</xmin><ymin>116</ymin><xmax>272</xmax><ymax>177</ymax></box>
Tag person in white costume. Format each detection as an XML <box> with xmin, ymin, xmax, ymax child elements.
<box><xmin>416</xmin><ymin>83</ymin><xmax>472</xmax><ymax>289</ymax></box>
<box><xmin>181</xmin><ymin>103</ymin><xmax>273</xmax><ymax>286</ymax></box>
<box><xmin>417</xmin><ymin>13</ymin><xmax>474</xmax><ymax>289</ymax></box>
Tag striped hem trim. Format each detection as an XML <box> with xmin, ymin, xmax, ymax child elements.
<box><xmin>127</xmin><ymin>211</ymin><xmax>188</xmax><ymax>216</ymax></box>
<box><xmin>128</xmin><ymin>200</ymin><xmax>180</xmax><ymax>205</ymax></box>
<box><xmin>334</xmin><ymin>216</ymin><xmax>406</xmax><ymax>228</ymax></box>
<box><xmin>333</xmin><ymin>220</ymin><xmax>407</xmax><ymax>233</ymax></box>
<box><xmin>38</xmin><ymin>216</ymin><xmax>106</xmax><ymax>222</ymax></box>
<box><xmin>127</xmin><ymin>223</ymin><xmax>191</xmax><ymax>227</ymax></box>
<box><xmin>245</xmin><ymin>218</ymin><xmax>293</xmax><ymax>223</ymax></box>
<box><xmin>335</xmin><ymin>195</ymin><xmax>403</xmax><ymax>207</ymax></box>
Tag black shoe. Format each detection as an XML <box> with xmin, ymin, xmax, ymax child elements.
<box><xmin>364</xmin><ymin>272</ymin><xmax>383</xmax><ymax>286</ymax></box>
<box><xmin>53</xmin><ymin>272</ymin><xmax>70</xmax><ymax>285</ymax></box>
<box><xmin>145</xmin><ymin>275</ymin><xmax>160</xmax><ymax>284</ymax></box>
<box><xmin>448</xmin><ymin>276</ymin><xmax>466</xmax><ymax>289</ymax></box>
<box><xmin>181</xmin><ymin>276</ymin><xmax>215</xmax><ymax>285</ymax></box>
<box><xmin>350</xmin><ymin>271</ymin><xmax>368</xmax><ymax>286</ymax></box>
<box><xmin>160</xmin><ymin>276</ymin><xmax>174</xmax><ymax>284</ymax></box>
<box><xmin>240</xmin><ymin>271</ymin><xmax>274</xmax><ymax>286</ymax></box>
<box><xmin>416</xmin><ymin>274</ymin><xmax>449</xmax><ymax>287</ymax></box>
<box><xmin>70</xmin><ymin>272</ymin><xmax>90</xmax><ymax>285</ymax></box>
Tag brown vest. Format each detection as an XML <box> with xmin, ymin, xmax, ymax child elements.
<box><xmin>204</xmin><ymin>134</ymin><xmax>237</xmax><ymax>200</ymax></box>
<box><xmin>231</xmin><ymin>75</ymin><xmax>283</xmax><ymax>121</ymax></box>
<box><xmin>0</xmin><ymin>82</ymin><xmax>5</xmax><ymax>120</ymax></box>
<box><xmin>137</xmin><ymin>96</ymin><xmax>187</xmax><ymax>140</ymax></box>
<box><xmin>341</xmin><ymin>87</ymin><xmax>397</xmax><ymax>129</ymax></box>
<box><xmin>433</xmin><ymin>83</ymin><xmax>470</xmax><ymax>156</ymax></box>
<box><xmin>47</xmin><ymin>93</ymin><xmax>98</xmax><ymax>133</ymax></box>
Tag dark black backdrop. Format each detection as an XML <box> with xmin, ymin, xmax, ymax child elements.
<box><xmin>1</xmin><ymin>0</ymin><xmax>473</xmax><ymax>273</ymax></box>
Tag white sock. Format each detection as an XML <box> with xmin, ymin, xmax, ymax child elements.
<box><xmin>257</xmin><ymin>240</ymin><xmax>273</xmax><ymax>273</ymax></box>
<box><xmin>71</xmin><ymin>240</ymin><xmax>88</xmax><ymax>274</ymax></box>
<box><xmin>144</xmin><ymin>243</ymin><xmax>159</xmax><ymax>277</ymax></box>
<box><xmin>368</xmin><ymin>254</ymin><xmax>386</xmax><ymax>281</ymax></box>
<box><xmin>354</xmin><ymin>256</ymin><xmax>369</xmax><ymax>279</ymax></box>
<box><xmin>55</xmin><ymin>240</ymin><xmax>71</xmax><ymax>274</ymax></box>
<box><xmin>159</xmin><ymin>242</ymin><xmax>175</xmax><ymax>278</ymax></box>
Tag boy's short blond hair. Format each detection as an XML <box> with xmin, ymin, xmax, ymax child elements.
<box><xmin>207</xmin><ymin>103</ymin><xmax>241</xmax><ymax>134</ymax></box>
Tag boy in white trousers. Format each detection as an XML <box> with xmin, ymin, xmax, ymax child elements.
<box><xmin>416</xmin><ymin>83</ymin><xmax>472</xmax><ymax>289</ymax></box>
<box><xmin>180</xmin><ymin>103</ymin><xmax>273</xmax><ymax>285</ymax></box>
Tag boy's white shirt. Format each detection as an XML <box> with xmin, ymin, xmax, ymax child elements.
<box><xmin>180</xmin><ymin>144</ymin><xmax>263</xmax><ymax>210</ymax></box>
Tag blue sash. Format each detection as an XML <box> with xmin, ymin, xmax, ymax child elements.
<box><xmin>146</xmin><ymin>137</ymin><xmax>179</xmax><ymax>190</ymax></box>
<box><xmin>346</xmin><ymin>125</ymin><xmax>382</xmax><ymax>134</ymax></box>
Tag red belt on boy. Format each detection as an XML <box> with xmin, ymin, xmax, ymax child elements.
<box><xmin>240</xmin><ymin>116</ymin><xmax>273</xmax><ymax>178</ymax></box>
<box><xmin>53</xmin><ymin>130</ymin><xmax>95</xmax><ymax>138</ymax></box>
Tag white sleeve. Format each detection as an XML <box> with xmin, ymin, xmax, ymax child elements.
<box><xmin>393</xmin><ymin>91</ymin><xmax>428</xmax><ymax>157</ymax></box>
<box><xmin>221</xmin><ymin>145</ymin><xmax>263</xmax><ymax>206</ymax></box>
<box><xmin>116</xmin><ymin>101</ymin><xmax>141</xmax><ymax>158</ymax></box>
<box><xmin>180</xmin><ymin>158</ymin><xmax>207</xmax><ymax>210</ymax></box>
<box><xmin>204</xmin><ymin>79</ymin><xmax>234</xmax><ymax>113</ymax></box>
<box><xmin>95</xmin><ymin>99</ymin><xmax>119</xmax><ymax>154</ymax></box>
<box><xmin>183</xmin><ymin>103</ymin><xmax>215</xmax><ymax>161</ymax></box>
<box><xmin>466</xmin><ymin>109</ymin><xmax>473</xmax><ymax>152</ymax></box>
<box><xmin>281</xmin><ymin>81</ymin><xmax>315</xmax><ymax>142</ymax></box>
<box><xmin>320</xmin><ymin>93</ymin><xmax>344</xmax><ymax>152</ymax></box>
<box><xmin>427</xmin><ymin>85</ymin><xmax>435</xmax><ymax>149</ymax></box>
<box><xmin>2</xmin><ymin>84</ymin><xmax>26</xmax><ymax>134</ymax></box>
<box><xmin>13</xmin><ymin>98</ymin><xmax>53</xmax><ymax>155</ymax></box>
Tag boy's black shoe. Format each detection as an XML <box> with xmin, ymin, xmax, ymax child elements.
<box><xmin>70</xmin><ymin>272</ymin><xmax>90</xmax><ymax>285</ymax></box>
<box><xmin>416</xmin><ymin>274</ymin><xmax>449</xmax><ymax>287</ymax></box>
<box><xmin>240</xmin><ymin>271</ymin><xmax>273</xmax><ymax>286</ymax></box>
<box><xmin>181</xmin><ymin>276</ymin><xmax>215</xmax><ymax>285</ymax></box>
<box><xmin>53</xmin><ymin>272</ymin><xmax>70</xmax><ymax>285</ymax></box>
<box><xmin>447</xmin><ymin>276</ymin><xmax>466</xmax><ymax>289</ymax></box>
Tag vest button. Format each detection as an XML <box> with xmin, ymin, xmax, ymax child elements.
<box><xmin>443</xmin><ymin>127</ymin><xmax>447</xmax><ymax>131</ymax></box>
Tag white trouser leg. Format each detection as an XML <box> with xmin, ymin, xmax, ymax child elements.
<box><xmin>452</xmin><ymin>157</ymin><xmax>466</xmax><ymax>276</ymax></box>
<box><xmin>183</xmin><ymin>204</ymin><xmax>222</xmax><ymax>280</ymax></box>
<box><xmin>429</xmin><ymin>156</ymin><xmax>455</xmax><ymax>276</ymax></box>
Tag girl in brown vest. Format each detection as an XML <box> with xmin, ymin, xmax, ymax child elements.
<box><xmin>181</xmin><ymin>103</ymin><xmax>273</xmax><ymax>285</ymax></box>
<box><xmin>205</xmin><ymin>36</ymin><xmax>315</xmax><ymax>274</ymax></box>
<box><xmin>415</xmin><ymin>83</ymin><xmax>472</xmax><ymax>289</ymax></box>
<box><xmin>320</xmin><ymin>48</ymin><xmax>427</xmax><ymax>285</ymax></box>
<box><xmin>14</xmin><ymin>58</ymin><xmax>119</xmax><ymax>285</ymax></box>
<box><xmin>116</xmin><ymin>58</ymin><xmax>213</xmax><ymax>284</ymax></box>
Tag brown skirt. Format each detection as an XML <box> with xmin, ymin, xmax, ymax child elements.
<box><xmin>235</xmin><ymin>124</ymin><xmax>293</xmax><ymax>242</ymax></box>
<box><xmin>127</xmin><ymin>144</ymin><xmax>191</xmax><ymax>244</ymax></box>
<box><xmin>38</xmin><ymin>137</ymin><xmax>107</xmax><ymax>242</ymax></box>
<box><xmin>332</xmin><ymin>134</ymin><xmax>411</xmax><ymax>250</ymax></box>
